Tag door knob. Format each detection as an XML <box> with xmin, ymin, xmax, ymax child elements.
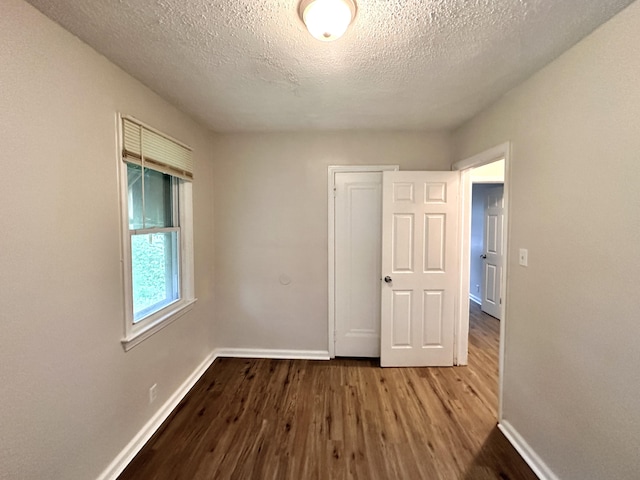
<box><xmin>480</xmin><ymin>254</ymin><xmax>487</xmax><ymax>259</ymax></box>
<box><xmin>384</xmin><ymin>276</ymin><xmax>392</xmax><ymax>283</ymax></box>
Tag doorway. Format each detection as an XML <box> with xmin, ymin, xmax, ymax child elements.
<box><xmin>453</xmin><ymin>142</ymin><xmax>510</xmax><ymax>420</ymax></box>
<box><xmin>470</xmin><ymin>176</ymin><xmax>505</xmax><ymax>319</ymax></box>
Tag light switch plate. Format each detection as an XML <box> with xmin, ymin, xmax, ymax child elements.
<box><xmin>519</xmin><ymin>248</ymin><xmax>528</xmax><ymax>267</ymax></box>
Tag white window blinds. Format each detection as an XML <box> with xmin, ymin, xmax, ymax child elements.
<box><xmin>122</xmin><ymin>117</ymin><xmax>194</xmax><ymax>181</ymax></box>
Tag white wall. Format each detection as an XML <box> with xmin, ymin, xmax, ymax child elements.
<box><xmin>454</xmin><ymin>1</ymin><xmax>640</xmax><ymax>478</ymax></box>
<box><xmin>0</xmin><ymin>1</ymin><xmax>216</xmax><ymax>479</ymax></box>
<box><xmin>212</xmin><ymin>132</ymin><xmax>451</xmax><ymax>352</ymax></box>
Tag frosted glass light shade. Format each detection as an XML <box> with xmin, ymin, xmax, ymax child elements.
<box><xmin>300</xmin><ymin>0</ymin><xmax>356</xmax><ymax>42</ymax></box>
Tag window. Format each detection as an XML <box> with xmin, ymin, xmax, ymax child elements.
<box><xmin>119</xmin><ymin>116</ymin><xmax>195</xmax><ymax>351</ymax></box>
<box><xmin>127</xmin><ymin>164</ymin><xmax>179</xmax><ymax>322</ymax></box>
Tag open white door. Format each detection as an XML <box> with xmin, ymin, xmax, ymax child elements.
<box><xmin>380</xmin><ymin>171</ymin><xmax>460</xmax><ymax>367</ymax></box>
<box><xmin>481</xmin><ymin>185</ymin><xmax>504</xmax><ymax>319</ymax></box>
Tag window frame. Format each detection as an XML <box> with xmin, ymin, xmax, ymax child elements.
<box><xmin>118</xmin><ymin>114</ymin><xmax>196</xmax><ymax>351</ymax></box>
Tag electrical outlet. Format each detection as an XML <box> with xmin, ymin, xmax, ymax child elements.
<box><xmin>476</xmin><ymin>284</ymin><xmax>480</xmax><ymax>293</ymax></box>
<box><xmin>149</xmin><ymin>384</ymin><xmax>158</xmax><ymax>404</ymax></box>
<box><xmin>519</xmin><ymin>248</ymin><xmax>528</xmax><ymax>267</ymax></box>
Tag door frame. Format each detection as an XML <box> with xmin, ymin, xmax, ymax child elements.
<box><xmin>328</xmin><ymin>165</ymin><xmax>399</xmax><ymax>358</ymax></box>
<box><xmin>452</xmin><ymin>142</ymin><xmax>511</xmax><ymax>420</ymax></box>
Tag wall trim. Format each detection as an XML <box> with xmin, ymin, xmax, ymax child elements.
<box><xmin>214</xmin><ymin>348</ymin><xmax>330</xmax><ymax>361</ymax></box>
<box><xmin>499</xmin><ymin>420</ymin><xmax>559</xmax><ymax>480</ymax></box>
<box><xmin>469</xmin><ymin>294</ymin><xmax>482</xmax><ymax>305</ymax></box>
<box><xmin>97</xmin><ymin>353</ymin><xmax>216</xmax><ymax>480</ymax></box>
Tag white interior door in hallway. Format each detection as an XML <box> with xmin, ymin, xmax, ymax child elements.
<box><xmin>334</xmin><ymin>171</ymin><xmax>384</xmax><ymax>357</ymax></box>
<box><xmin>482</xmin><ymin>185</ymin><xmax>504</xmax><ymax>320</ymax></box>
<box><xmin>380</xmin><ymin>171</ymin><xmax>460</xmax><ymax>367</ymax></box>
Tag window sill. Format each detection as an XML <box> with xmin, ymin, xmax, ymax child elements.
<box><xmin>121</xmin><ymin>298</ymin><xmax>197</xmax><ymax>352</ymax></box>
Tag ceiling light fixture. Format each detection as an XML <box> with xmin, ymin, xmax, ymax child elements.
<box><xmin>299</xmin><ymin>0</ymin><xmax>357</xmax><ymax>42</ymax></box>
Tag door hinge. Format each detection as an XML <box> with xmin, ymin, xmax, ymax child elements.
<box><xmin>500</xmin><ymin>298</ymin><xmax>502</xmax><ymax>305</ymax></box>
<box><xmin>333</xmin><ymin>187</ymin><xmax>337</xmax><ymax>197</ymax></box>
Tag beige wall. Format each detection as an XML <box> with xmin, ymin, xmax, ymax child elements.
<box><xmin>212</xmin><ymin>132</ymin><xmax>451</xmax><ymax>351</ymax></box>
<box><xmin>0</xmin><ymin>1</ymin><xmax>215</xmax><ymax>479</ymax></box>
<box><xmin>454</xmin><ymin>2</ymin><xmax>640</xmax><ymax>478</ymax></box>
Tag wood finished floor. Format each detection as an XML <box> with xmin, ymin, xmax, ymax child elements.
<box><xmin>119</xmin><ymin>304</ymin><xmax>536</xmax><ymax>480</ymax></box>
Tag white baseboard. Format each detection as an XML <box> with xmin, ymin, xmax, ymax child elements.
<box><xmin>469</xmin><ymin>294</ymin><xmax>482</xmax><ymax>305</ymax></box>
<box><xmin>213</xmin><ymin>348</ymin><xmax>330</xmax><ymax>361</ymax></box>
<box><xmin>97</xmin><ymin>353</ymin><xmax>215</xmax><ymax>480</ymax></box>
<box><xmin>498</xmin><ymin>420</ymin><xmax>558</xmax><ymax>480</ymax></box>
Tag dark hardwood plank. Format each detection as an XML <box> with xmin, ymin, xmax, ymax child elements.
<box><xmin>119</xmin><ymin>305</ymin><xmax>536</xmax><ymax>479</ymax></box>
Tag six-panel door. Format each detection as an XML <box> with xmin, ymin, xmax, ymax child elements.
<box><xmin>380</xmin><ymin>171</ymin><xmax>460</xmax><ymax>367</ymax></box>
<box><xmin>482</xmin><ymin>185</ymin><xmax>504</xmax><ymax>319</ymax></box>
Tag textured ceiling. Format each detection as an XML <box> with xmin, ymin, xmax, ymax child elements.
<box><xmin>26</xmin><ymin>0</ymin><xmax>634</xmax><ymax>132</ymax></box>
